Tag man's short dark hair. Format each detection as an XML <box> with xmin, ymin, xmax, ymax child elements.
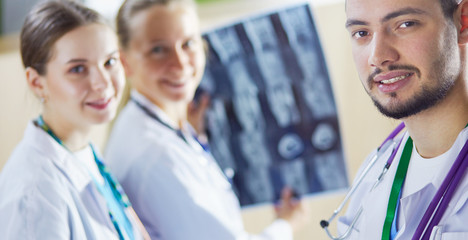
<box><xmin>441</xmin><ymin>0</ymin><xmax>460</xmax><ymax>19</ymax></box>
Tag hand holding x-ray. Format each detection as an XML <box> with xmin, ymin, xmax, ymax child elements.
<box><xmin>275</xmin><ymin>187</ymin><xmax>309</xmax><ymax>232</ymax></box>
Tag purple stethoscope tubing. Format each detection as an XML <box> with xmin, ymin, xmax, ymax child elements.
<box><xmin>321</xmin><ymin>122</ymin><xmax>468</xmax><ymax>240</ymax></box>
<box><xmin>381</xmin><ymin>122</ymin><xmax>406</xmax><ymax>150</ymax></box>
<box><xmin>413</xmin><ymin>131</ymin><xmax>468</xmax><ymax>240</ymax></box>
<box><xmin>377</xmin><ymin>122</ymin><xmax>468</xmax><ymax>239</ymax></box>
<box><xmin>381</xmin><ymin>122</ymin><xmax>406</xmax><ymax>167</ymax></box>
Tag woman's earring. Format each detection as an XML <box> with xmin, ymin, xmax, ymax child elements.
<box><xmin>40</xmin><ymin>97</ymin><xmax>45</xmax><ymax>104</ymax></box>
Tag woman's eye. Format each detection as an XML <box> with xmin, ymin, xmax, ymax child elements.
<box><xmin>105</xmin><ymin>57</ymin><xmax>117</xmax><ymax>67</ymax></box>
<box><xmin>70</xmin><ymin>65</ymin><xmax>86</xmax><ymax>74</ymax></box>
<box><xmin>151</xmin><ymin>46</ymin><xmax>165</xmax><ymax>54</ymax></box>
<box><xmin>183</xmin><ymin>39</ymin><xmax>195</xmax><ymax>49</ymax></box>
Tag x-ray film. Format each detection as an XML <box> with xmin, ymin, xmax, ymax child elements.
<box><xmin>198</xmin><ymin>3</ymin><xmax>348</xmax><ymax>206</ymax></box>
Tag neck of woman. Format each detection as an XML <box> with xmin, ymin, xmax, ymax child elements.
<box><xmin>158</xmin><ymin>102</ymin><xmax>187</xmax><ymax>129</ymax></box>
<box><xmin>41</xmin><ymin>111</ymin><xmax>91</xmax><ymax>152</ymax></box>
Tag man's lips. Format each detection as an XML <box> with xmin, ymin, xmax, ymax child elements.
<box><xmin>373</xmin><ymin>72</ymin><xmax>414</xmax><ymax>84</ymax></box>
<box><xmin>372</xmin><ymin>72</ymin><xmax>414</xmax><ymax>93</ymax></box>
<box><xmin>367</xmin><ymin>65</ymin><xmax>421</xmax><ymax>93</ymax></box>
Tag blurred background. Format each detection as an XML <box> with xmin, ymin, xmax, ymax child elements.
<box><xmin>0</xmin><ymin>0</ymin><xmax>400</xmax><ymax>239</ymax></box>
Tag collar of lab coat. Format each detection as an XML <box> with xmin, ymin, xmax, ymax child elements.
<box><xmin>131</xmin><ymin>89</ymin><xmax>179</xmax><ymax>130</ymax></box>
<box><xmin>402</xmin><ymin>127</ymin><xmax>468</xmax><ymax>198</ymax></box>
<box><xmin>25</xmin><ymin>121</ymin><xmax>93</xmax><ymax>192</ymax></box>
<box><xmin>390</xmin><ymin>127</ymin><xmax>468</xmax><ymax>239</ymax></box>
<box><xmin>130</xmin><ymin>89</ymin><xmax>198</xmax><ymax>142</ymax></box>
<box><xmin>339</xmin><ymin>127</ymin><xmax>468</xmax><ymax>239</ymax></box>
<box><xmin>130</xmin><ymin>89</ymin><xmax>214</xmax><ymax>165</ymax></box>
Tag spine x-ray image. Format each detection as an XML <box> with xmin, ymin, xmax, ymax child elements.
<box><xmin>197</xmin><ymin>3</ymin><xmax>348</xmax><ymax>206</ymax></box>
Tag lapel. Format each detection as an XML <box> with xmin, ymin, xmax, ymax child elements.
<box><xmin>26</xmin><ymin>122</ymin><xmax>116</xmax><ymax>232</ymax></box>
<box><xmin>358</xmin><ymin>132</ymin><xmax>409</xmax><ymax>239</ymax></box>
<box><xmin>26</xmin><ymin>122</ymin><xmax>93</xmax><ymax>192</ymax></box>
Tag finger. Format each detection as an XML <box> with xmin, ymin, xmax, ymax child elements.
<box><xmin>281</xmin><ymin>187</ymin><xmax>294</xmax><ymax>202</ymax></box>
<box><xmin>188</xmin><ymin>101</ymin><xmax>196</xmax><ymax>112</ymax></box>
<box><xmin>197</xmin><ymin>93</ymin><xmax>211</xmax><ymax>112</ymax></box>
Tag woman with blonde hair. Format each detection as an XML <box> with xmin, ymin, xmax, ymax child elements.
<box><xmin>105</xmin><ymin>0</ymin><xmax>305</xmax><ymax>239</ymax></box>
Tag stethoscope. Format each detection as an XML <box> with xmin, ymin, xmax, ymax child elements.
<box><xmin>130</xmin><ymin>97</ymin><xmax>210</xmax><ymax>152</ymax></box>
<box><xmin>320</xmin><ymin>122</ymin><xmax>468</xmax><ymax>240</ymax></box>
<box><xmin>131</xmin><ymin>96</ymin><xmax>236</xmax><ymax>184</ymax></box>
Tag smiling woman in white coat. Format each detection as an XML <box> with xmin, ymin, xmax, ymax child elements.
<box><xmin>0</xmin><ymin>1</ymin><xmax>149</xmax><ymax>239</ymax></box>
<box><xmin>104</xmin><ymin>0</ymin><xmax>306</xmax><ymax>239</ymax></box>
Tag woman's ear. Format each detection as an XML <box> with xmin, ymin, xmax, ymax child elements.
<box><xmin>25</xmin><ymin>67</ymin><xmax>48</xmax><ymax>102</ymax></box>
<box><xmin>458</xmin><ymin>0</ymin><xmax>468</xmax><ymax>44</ymax></box>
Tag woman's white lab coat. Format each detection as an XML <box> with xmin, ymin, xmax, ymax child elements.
<box><xmin>105</xmin><ymin>90</ymin><xmax>292</xmax><ymax>240</ymax></box>
<box><xmin>0</xmin><ymin>122</ymin><xmax>143</xmax><ymax>240</ymax></box>
<box><xmin>338</xmin><ymin>128</ymin><xmax>468</xmax><ymax>240</ymax></box>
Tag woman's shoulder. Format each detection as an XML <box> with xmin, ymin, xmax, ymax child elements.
<box><xmin>0</xmin><ymin>150</ymin><xmax>72</xmax><ymax>219</ymax></box>
<box><xmin>0</xmin><ymin>128</ymin><xmax>80</xmax><ymax>208</ymax></box>
<box><xmin>0</xmin><ymin>145</ymin><xmax>72</xmax><ymax>202</ymax></box>
<box><xmin>0</xmin><ymin>163</ymin><xmax>73</xmax><ymax>238</ymax></box>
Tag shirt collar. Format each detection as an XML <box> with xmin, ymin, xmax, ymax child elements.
<box><xmin>130</xmin><ymin>89</ymin><xmax>179</xmax><ymax>130</ymax></box>
<box><xmin>26</xmin><ymin>121</ymin><xmax>93</xmax><ymax>192</ymax></box>
<box><xmin>403</xmin><ymin>127</ymin><xmax>468</xmax><ymax>197</ymax></box>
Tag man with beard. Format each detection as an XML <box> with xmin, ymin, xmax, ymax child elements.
<box><xmin>329</xmin><ymin>0</ymin><xmax>468</xmax><ymax>239</ymax></box>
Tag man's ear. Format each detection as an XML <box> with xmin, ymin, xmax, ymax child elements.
<box><xmin>25</xmin><ymin>67</ymin><xmax>47</xmax><ymax>102</ymax></box>
<box><xmin>120</xmin><ymin>50</ymin><xmax>133</xmax><ymax>77</ymax></box>
<box><xmin>458</xmin><ymin>0</ymin><xmax>468</xmax><ymax>44</ymax></box>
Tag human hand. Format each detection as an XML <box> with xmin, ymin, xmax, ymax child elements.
<box><xmin>274</xmin><ymin>187</ymin><xmax>309</xmax><ymax>232</ymax></box>
<box><xmin>188</xmin><ymin>92</ymin><xmax>211</xmax><ymax>138</ymax></box>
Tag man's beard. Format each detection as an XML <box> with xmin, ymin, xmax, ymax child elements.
<box><xmin>371</xmin><ymin>81</ymin><xmax>453</xmax><ymax>119</ymax></box>
<box><xmin>367</xmin><ymin>63</ymin><xmax>455</xmax><ymax>119</ymax></box>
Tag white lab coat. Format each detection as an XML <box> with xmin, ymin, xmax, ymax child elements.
<box><xmin>105</xmin><ymin>90</ymin><xmax>292</xmax><ymax>240</ymax></box>
<box><xmin>338</xmin><ymin>128</ymin><xmax>468</xmax><ymax>240</ymax></box>
<box><xmin>0</xmin><ymin>122</ymin><xmax>143</xmax><ymax>240</ymax></box>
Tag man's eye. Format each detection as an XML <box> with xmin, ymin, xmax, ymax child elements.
<box><xmin>352</xmin><ymin>30</ymin><xmax>369</xmax><ymax>39</ymax></box>
<box><xmin>399</xmin><ymin>21</ymin><xmax>417</xmax><ymax>28</ymax></box>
